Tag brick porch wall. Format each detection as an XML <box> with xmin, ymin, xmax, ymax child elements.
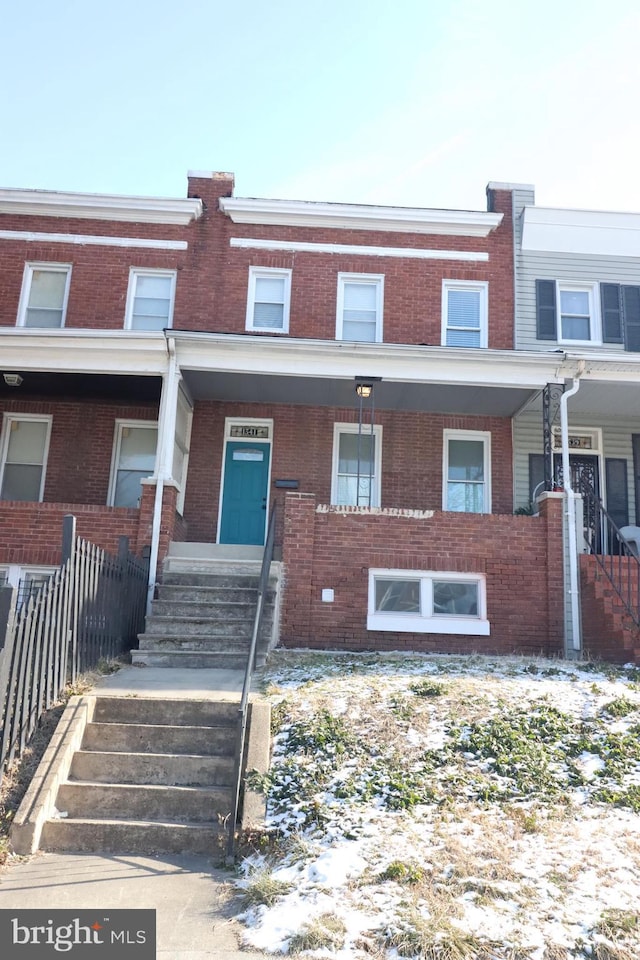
<box><xmin>281</xmin><ymin>492</ymin><xmax>564</xmax><ymax>656</ymax></box>
<box><xmin>0</xmin><ymin>501</ymin><xmax>143</xmax><ymax>566</ymax></box>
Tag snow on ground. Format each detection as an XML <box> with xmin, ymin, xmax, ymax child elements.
<box><xmin>235</xmin><ymin>651</ymin><xmax>640</xmax><ymax>959</ymax></box>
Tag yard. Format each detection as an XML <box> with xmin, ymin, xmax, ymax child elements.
<box><xmin>236</xmin><ymin>651</ymin><xmax>640</xmax><ymax>960</ymax></box>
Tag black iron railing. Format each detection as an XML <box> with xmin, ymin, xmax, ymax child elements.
<box><xmin>0</xmin><ymin>515</ymin><xmax>149</xmax><ymax>783</ymax></box>
<box><xmin>579</xmin><ymin>479</ymin><xmax>640</xmax><ymax>629</ymax></box>
<box><xmin>226</xmin><ymin>502</ymin><xmax>277</xmax><ymax>861</ymax></box>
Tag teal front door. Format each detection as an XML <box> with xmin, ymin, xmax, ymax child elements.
<box><xmin>219</xmin><ymin>441</ymin><xmax>270</xmax><ymax>545</ymax></box>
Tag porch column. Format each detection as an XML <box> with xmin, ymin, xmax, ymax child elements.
<box><xmin>146</xmin><ymin>337</ymin><xmax>182</xmax><ymax>608</ymax></box>
<box><xmin>542</xmin><ymin>382</ymin><xmax>564</xmax><ymax>492</ymax></box>
<box><xmin>281</xmin><ymin>493</ymin><xmax>317</xmax><ymax>645</ymax></box>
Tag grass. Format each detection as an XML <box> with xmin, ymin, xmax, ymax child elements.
<box><xmin>240</xmin><ymin>866</ymin><xmax>293</xmax><ymax>907</ymax></box>
<box><xmin>289</xmin><ymin>914</ymin><xmax>346</xmax><ymax>953</ymax></box>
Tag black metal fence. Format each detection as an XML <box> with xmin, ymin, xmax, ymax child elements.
<box><xmin>0</xmin><ymin>515</ymin><xmax>149</xmax><ymax>783</ymax></box>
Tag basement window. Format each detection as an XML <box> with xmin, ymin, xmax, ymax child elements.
<box><xmin>367</xmin><ymin>569</ymin><xmax>489</xmax><ymax>635</ymax></box>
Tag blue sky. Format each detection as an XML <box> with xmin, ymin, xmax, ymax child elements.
<box><xmin>2</xmin><ymin>0</ymin><xmax>639</xmax><ymax>211</ymax></box>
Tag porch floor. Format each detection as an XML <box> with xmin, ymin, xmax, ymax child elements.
<box><xmin>94</xmin><ymin>665</ymin><xmax>264</xmax><ymax>700</ymax></box>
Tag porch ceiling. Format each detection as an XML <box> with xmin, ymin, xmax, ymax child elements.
<box><xmin>524</xmin><ymin>380</ymin><xmax>640</xmax><ymax>418</ymax></box>
<box><xmin>181</xmin><ymin>370</ymin><xmax>535</xmax><ymax>416</ymax></box>
<box><xmin>0</xmin><ymin>371</ymin><xmax>162</xmax><ymax>402</ymax></box>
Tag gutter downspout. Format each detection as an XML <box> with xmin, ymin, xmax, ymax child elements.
<box><xmin>146</xmin><ymin>335</ymin><xmax>179</xmax><ymax>614</ymax></box>
<box><xmin>560</xmin><ymin>361</ymin><xmax>586</xmax><ymax>653</ymax></box>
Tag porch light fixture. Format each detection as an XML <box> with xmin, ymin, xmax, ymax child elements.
<box><xmin>355</xmin><ymin>382</ymin><xmax>373</xmax><ymax>399</ymax></box>
<box><xmin>3</xmin><ymin>373</ymin><xmax>23</xmax><ymax>387</ymax></box>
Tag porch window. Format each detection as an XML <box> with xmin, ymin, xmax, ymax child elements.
<box><xmin>443</xmin><ymin>430</ymin><xmax>491</xmax><ymax>513</ymax></box>
<box><xmin>125</xmin><ymin>269</ymin><xmax>176</xmax><ymax>330</ymax></box>
<box><xmin>368</xmin><ymin>569</ymin><xmax>488</xmax><ymax>635</ymax></box>
<box><xmin>246</xmin><ymin>267</ymin><xmax>291</xmax><ymax>333</ymax></box>
<box><xmin>109</xmin><ymin>422</ymin><xmax>158</xmax><ymax>508</ymax></box>
<box><xmin>336</xmin><ymin>274</ymin><xmax>384</xmax><ymax>342</ymax></box>
<box><xmin>17</xmin><ymin>263</ymin><xmax>71</xmax><ymax>328</ymax></box>
<box><xmin>442</xmin><ymin>281</ymin><xmax>488</xmax><ymax>348</ymax></box>
<box><xmin>331</xmin><ymin>424</ymin><xmax>382</xmax><ymax>507</ymax></box>
<box><xmin>0</xmin><ymin>415</ymin><xmax>52</xmax><ymax>502</ymax></box>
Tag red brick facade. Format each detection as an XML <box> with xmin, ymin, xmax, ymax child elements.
<box><xmin>281</xmin><ymin>492</ymin><xmax>564</xmax><ymax>656</ymax></box>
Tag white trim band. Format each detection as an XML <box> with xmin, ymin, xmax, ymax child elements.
<box><xmin>230</xmin><ymin>237</ymin><xmax>488</xmax><ymax>262</ymax></box>
<box><xmin>0</xmin><ymin>230</ymin><xmax>188</xmax><ymax>250</ymax></box>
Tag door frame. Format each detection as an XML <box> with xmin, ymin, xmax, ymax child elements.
<box><xmin>216</xmin><ymin>417</ymin><xmax>273</xmax><ymax>545</ymax></box>
<box><xmin>552</xmin><ymin>426</ymin><xmax>604</xmax><ymax>497</ymax></box>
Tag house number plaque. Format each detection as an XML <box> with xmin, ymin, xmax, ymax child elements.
<box><xmin>230</xmin><ymin>425</ymin><xmax>269</xmax><ymax>439</ymax></box>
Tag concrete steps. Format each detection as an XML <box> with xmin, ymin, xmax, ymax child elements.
<box><xmin>133</xmin><ymin>566</ymin><xmax>279</xmax><ymax>669</ymax></box>
<box><xmin>38</xmin><ymin>697</ymin><xmax>237</xmax><ymax>855</ymax></box>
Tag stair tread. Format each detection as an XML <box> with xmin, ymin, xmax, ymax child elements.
<box><xmin>60</xmin><ymin>780</ymin><xmax>230</xmax><ymax>793</ymax></box>
<box><xmin>73</xmin><ymin>748</ymin><xmax>233</xmax><ymax>761</ymax></box>
<box><xmin>45</xmin><ymin>816</ymin><xmax>223</xmax><ymax>829</ymax></box>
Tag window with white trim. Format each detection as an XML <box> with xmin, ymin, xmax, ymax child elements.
<box><xmin>331</xmin><ymin>424</ymin><xmax>382</xmax><ymax>507</ymax></box>
<box><xmin>246</xmin><ymin>267</ymin><xmax>291</xmax><ymax>333</ymax></box>
<box><xmin>0</xmin><ymin>564</ymin><xmax>56</xmax><ymax>609</ymax></box>
<box><xmin>17</xmin><ymin>263</ymin><xmax>71</xmax><ymax>328</ymax></box>
<box><xmin>124</xmin><ymin>269</ymin><xmax>176</xmax><ymax>331</ymax></box>
<box><xmin>557</xmin><ymin>283</ymin><xmax>598</xmax><ymax>343</ymax></box>
<box><xmin>368</xmin><ymin>569</ymin><xmax>489</xmax><ymax>635</ymax></box>
<box><xmin>336</xmin><ymin>273</ymin><xmax>384</xmax><ymax>342</ymax></box>
<box><xmin>442</xmin><ymin>281</ymin><xmax>488</xmax><ymax>348</ymax></box>
<box><xmin>0</xmin><ymin>415</ymin><xmax>52</xmax><ymax>502</ymax></box>
<box><xmin>108</xmin><ymin>422</ymin><xmax>158</xmax><ymax>507</ymax></box>
<box><xmin>443</xmin><ymin>430</ymin><xmax>491</xmax><ymax>513</ymax></box>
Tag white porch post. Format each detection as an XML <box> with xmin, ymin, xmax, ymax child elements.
<box><xmin>560</xmin><ymin>366</ymin><xmax>585</xmax><ymax>655</ymax></box>
<box><xmin>146</xmin><ymin>336</ymin><xmax>181</xmax><ymax>613</ymax></box>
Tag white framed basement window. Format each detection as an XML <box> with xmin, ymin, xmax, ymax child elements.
<box><xmin>443</xmin><ymin>429</ymin><xmax>491</xmax><ymax>513</ymax></box>
<box><xmin>336</xmin><ymin>273</ymin><xmax>384</xmax><ymax>342</ymax></box>
<box><xmin>441</xmin><ymin>280</ymin><xmax>488</xmax><ymax>348</ymax></box>
<box><xmin>331</xmin><ymin>423</ymin><xmax>382</xmax><ymax>507</ymax></box>
<box><xmin>0</xmin><ymin>414</ymin><xmax>52</xmax><ymax>502</ymax></box>
<box><xmin>124</xmin><ymin>268</ymin><xmax>176</xmax><ymax>330</ymax></box>
<box><xmin>246</xmin><ymin>267</ymin><xmax>292</xmax><ymax>333</ymax></box>
<box><xmin>17</xmin><ymin>262</ymin><xmax>72</xmax><ymax>328</ymax></box>
<box><xmin>108</xmin><ymin>421</ymin><xmax>158</xmax><ymax>507</ymax></box>
<box><xmin>368</xmin><ymin>569</ymin><xmax>489</xmax><ymax>635</ymax></box>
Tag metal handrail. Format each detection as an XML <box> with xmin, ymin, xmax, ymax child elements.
<box><xmin>226</xmin><ymin>502</ymin><xmax>277</xmax><ymax>862</ymax></box>
<box><xmin>579</xmin><ymin>478</ymin><xmax>640</xmax><ymax>628</ymax></box>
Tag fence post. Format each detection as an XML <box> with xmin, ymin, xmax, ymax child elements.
<box><xmin>0</xmin><ymin>585</ymin><xmax>17</xmax><ymax>652</ymax></box>
<box><xmin>61</xmin><ymin>515</ymin><xmax>78</xmax><ymax>682</ymax></box>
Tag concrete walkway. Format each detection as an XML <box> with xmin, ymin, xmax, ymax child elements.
<box><xmin>0</xmin><ymin>664</ymin><xmax>270</xmax><ymax>958</ymax></box>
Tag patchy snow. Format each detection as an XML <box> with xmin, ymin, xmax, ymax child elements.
<box><xmin>237</xmin><ymin>651</ymin><xmax>640</xmax><ymax>959</ymax></box>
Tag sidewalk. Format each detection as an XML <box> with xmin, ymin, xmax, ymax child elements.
<box><xmin>0</xmin><ymin>665</ymin><xmax>270</xmax><ymax>958</ymax></box>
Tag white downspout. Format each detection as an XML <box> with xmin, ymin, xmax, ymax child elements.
<box><xmin>560</xmin><ymin>361</ymin><xmax>585</xmax><ymax>653</ymax></box>
<box><xmin>146</xmin><ymin>335</ymin><xmax>180</xmax><ymax>613</ymax></box>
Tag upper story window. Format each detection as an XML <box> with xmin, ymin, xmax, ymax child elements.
<box><xmin>0</xmin><ymin>414</ymin><xmax>52</xmax><ymax>502</ymax></box>
<box><xmin>17</xmin><ymin>263</ymin><xmax>71</xmax><ymax>328</ymax></box>
<box><xmin>336</xmin><ymin>274</ymin><xmax>384</xmax><ymax>342</ymax></box>
<box><xmin>442</xmin><ymin>281</ymin><xmax>488</xmax><ymax>348</ymax></box>
<box><xmin>443</xmin><ymin>429</ymin><xmax>491</xmax><ymax>514</ymax></box>
<box><xmin>246</xmin><ymin>267</ymin><xmax>291</xmax><ymax>333</ymax></box>
<box><xmin>125</xmin><ymin>269</ymin><xmax>176</xmax><ymax>331</ymax></box>
<box><xmin>331</xmin><ymin>423</ymin><xmax>382</xmax><ymax>507</ymax></box>
<box><xmin>535</xmin><ymin>280</ymin><xmax>601</xmax><ymax>344</ymax></box>
<box><xmin>108</xmin><ymin>421</ymin><xmax>158</xmax><ymax>507</ymax></box>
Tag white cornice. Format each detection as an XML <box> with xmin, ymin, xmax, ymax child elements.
<box><xmin>170</xmin><ymin>331</ymin><xmax>566</xmax><ymax>388</ymax></box>
<box><xmin>0</xmin><ymin>189</ymin><xmax>203</xmax><ymax>226</ymax></box>
<box><xmin>521</xmin><ymin>205</ymin><xmax>640</xmax><ymax>257</ymax></box>
<box><xmin>0</xmin><ymin>329</ymin><xmax>169</xmax><ymax>375</ymax></box>
<box><xmin>0</xmin><ymin>229</ymin><xmax>187</xmax><ymax>250</ymax></box>
<box><xmin>220</xmin><ymin>197</ymin><xmax>502</xmax><ymax>237</ymax></box>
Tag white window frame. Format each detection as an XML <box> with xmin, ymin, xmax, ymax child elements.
<box><xmin>124</xmin><ymin>268</ymin><xmax>177</xmax><ymax>331</ymax></box>
<box><xmin>331</xmin><ymin>423</ymin><xmax>383</xmax><ymax>508</ymax></box>
<box><xmin>336</xmin><ymin>272</ymin><xmax>384</xmax><ymax>342</ymax></box>
<box><xmin>442</xmin><ymin>429</ymin><xmax>492</xmax><ymax>514</ymax></box>
<box><xmin>245</xmin><ymin>266</ymin><xmax>292</xmax><ymax>334</ymax></box>
<box><xmin>17</xmin><ymin>262</ymin><xmax>72</xmax><ymax>328</ymax></box>
<box><xmin>441</xmin><ymin>280</ymin><xmax>488</xmax><ymax>348</ymax></box>
<box><xmin>556</xmin><ymin>281</ymin><xmax>600</xmax><ymax>345</ymax></box>
<box><xmin>368</xmin><ymin>568</ymin><xmax>489</xmax><ymax>635</ymax></box>
<box><xmin>107</xmin><ymin>420</ymin><xmax>158</xmax><ymax>507</ymax></box>
<box><xmin>0</xmin><ymin>413</ymin><xmax>52</xmax><ymax>502</ymax></box>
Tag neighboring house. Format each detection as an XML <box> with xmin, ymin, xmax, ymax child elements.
<box><xmin>0</xmin><ymin>173</ymin><xmax>628</xmax><ymax>663</ymax></box>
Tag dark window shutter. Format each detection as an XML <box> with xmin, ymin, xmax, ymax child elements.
<box><xmin>623</xmin><ymin>285</ymin><xmax>640</xmax><ymax>352</ymax></box>
<box><xmin>601</xmin><ymin>284</ymin><xmax>623</xmax><ymax>343</ymax></box>
<box><xmin>536</xmin><ymin>280</ymin><xmax>556</xmax><ymax>340</ymax></box>
<box><xmin>529</xmin><ymin>454</ymin><xmax>546</xmax><ymax>503</ymax></box>
<box><xmin>605</xmin><ymin>458</ymin><xmax>629</xmax><ymax>529</ymax></box>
